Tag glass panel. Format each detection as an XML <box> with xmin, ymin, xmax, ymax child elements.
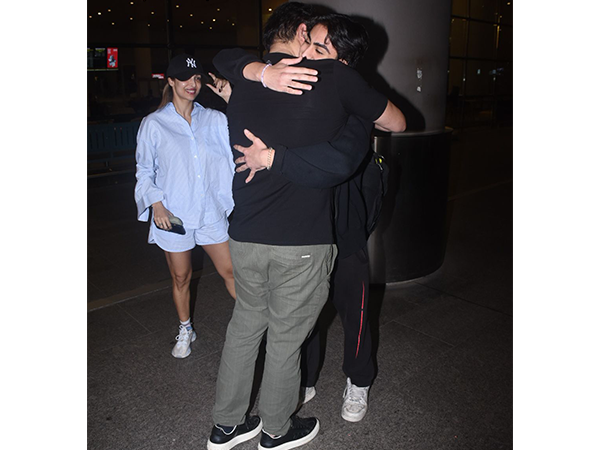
<box><xmin>467</xmin><ymin>21</ymin><xmax>497</xmax><ymax>59</ymax></box>
<box><xmin>465</xmin><ymin>60</ymin><xmax>496</xmax><ymax>96</ymax></box>
<box><xmin>497</xmin><ymin>0</ymin><xmax>513</xmax><ymax>25</ymax></box>
<box><xmin>496</xmin><ymin>62</ymin><xmax>513</xmax><ymax>127</ymax></box>
<box><xmin>452</xmin><ymin>0</ymin><xmax>469</xmax><ymax>17</ymax></box>
<box><xmin>449</xmin><ymin>18</ymin><xmax>469</xmax><ymax>57</ymax></box>
<box><xmin>447</xmin><ymin>58</ymin><xmax>465</xmax><ymax>95</ymax></box>
<box><xmin>446</xmin><ymin>58</ymin><xmax>465</xmax><ymax>128</ymax></box>
<box><xmin>470</xmin><ymin>0</ymin><xmax>498</xmax><ymax>22</ymax></box>
<box><xmin>495</xmin><ymin>61</ymin><xmax>513</xmax><ymax>97</ymax></box>
<box><xmin>497</xmin><ymin>25</ymin><xmax>512</xmax><ymax>61</ymax></box>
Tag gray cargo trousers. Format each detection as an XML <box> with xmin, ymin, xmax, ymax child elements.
<box><xmin>212</xmin><ymin>238</ymin><xmax>337</xmax><ymax>436</ymax></box>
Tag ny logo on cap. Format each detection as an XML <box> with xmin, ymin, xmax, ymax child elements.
<box><xmin>186</xmin><ymin>58</ymin><xmax>197</xmax><ymax>68</ymax></box>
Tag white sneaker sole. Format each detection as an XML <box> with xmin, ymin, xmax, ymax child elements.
<box><xmin>258</xmin><ymin>420</ymin><xmax>320</xmax><ymax>450</ymax></box>
<box><xmin>341</xmin><ymin>407</ymin><xmax>367</xmax><ymax>422</ymax></box>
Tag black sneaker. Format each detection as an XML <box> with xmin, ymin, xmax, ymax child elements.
<box><xmin>258</xmin><ymin>416</ymin><xmax>320</xmax><ymax>450</ymax></box>
<box><xmin>207</xmin><ymin>415</ymin><xmax>262</xmax><ymax>450</ymax></box>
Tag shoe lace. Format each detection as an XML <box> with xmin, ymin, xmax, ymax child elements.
<box><xmin>345</xmin><ymin>383</ymin><xmax>368</xmax><ymax>405</ymax></box>
<box><xmin>175</xmin><ymin>325</ymin><xmax>190</xmax><ymax>342</ymax></box>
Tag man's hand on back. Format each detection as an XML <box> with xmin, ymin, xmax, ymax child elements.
<box><xmin>244</xmin><ymin>57</ymin><xmax>319</xmax><ymax>95</ymax></box>
<box><xmin>234</xmin><ymin>129</ymin><xmax>273</xmax><ymax>183</ymax></box>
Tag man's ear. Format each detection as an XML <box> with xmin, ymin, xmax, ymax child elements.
<box><xmin>297</xmin><ymin>23</ymin><xmax>308</xmax><ymax>44</ymax></box>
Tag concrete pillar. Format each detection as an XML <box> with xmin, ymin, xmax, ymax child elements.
<box><xmin>309</xmin><ymin>0</ymin><xmax>452</xmax><ymax>132</ymax></box>
<box><xmin>308</xmin><ymin>0</ymin><xmax>454</xmax><ymax>282</ymax></box>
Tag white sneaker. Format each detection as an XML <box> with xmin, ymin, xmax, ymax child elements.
<box><xmin>171</xmin><ymin>325</ymin><xmax>197</xmax><ymax>358</ymax></box>
<box><xmin>302</xmin><ymin>386</ymin><xmax>316</xmax><ymax>404</ymax></box>
<box><xmin>341</xmin><ymin>378</ymin><xmax>370</xmax><ymax>422</ymax></box>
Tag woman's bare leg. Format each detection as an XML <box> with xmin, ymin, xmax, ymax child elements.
<box><xmin>164</xmin><ymin>250</ymin><xmax>193</xmax><ymax>321</ymax></box>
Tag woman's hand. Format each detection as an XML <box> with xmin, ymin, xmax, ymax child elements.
<box><xmin>207</xmin><ymin>73</ymin><xmax>232</xmax><ymax>103</ymax></box>
<box><xmin>152</xmin><ymin>201</ymin><xmax>173</xmax><ymax>230</ymax></box>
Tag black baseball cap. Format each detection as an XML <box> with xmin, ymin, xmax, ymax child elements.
<box><xmin>166</xmin><ymin>54</ymin><xmax>205</xmax><ymax>81</ymax></box>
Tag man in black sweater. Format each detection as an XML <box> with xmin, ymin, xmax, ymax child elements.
<box><xmin>227</xmin><ymin>12</ymin><xmax>404</xmax><ymax>425</ymax></box>
<box><xmin>295</xmin><ymin>13</ymin><xmax>389</xmax><ymax>424</ymax></box>
<box><xmin>207</xmin><ymin>4</ymin><xmax>405</xmax><ymax>450</ymax></box>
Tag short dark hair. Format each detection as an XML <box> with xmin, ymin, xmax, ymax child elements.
<box><xmin>263</xmin><ymin>2</ymin><xmax>315</xmax><ymax>51</ymax></box>
<box><xmin>308</xmin><ymin>14</ymin><xmax>369</xmax><ymax>68</ymax></box>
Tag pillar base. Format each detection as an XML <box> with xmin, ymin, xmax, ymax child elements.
<box><xmin>368</xmin><ymin>128</ymin><xmax>452</xmax><ymax>283</ymax></box>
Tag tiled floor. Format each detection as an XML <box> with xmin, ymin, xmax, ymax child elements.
<box><xmin>88</xmin><ymin>127</ymin><xmax>512</xmax><ymax>449</ymax></box>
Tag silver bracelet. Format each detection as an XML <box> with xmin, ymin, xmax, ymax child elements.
<box><xmin>261</xmin><ymin>63</ymin><xmax>272</xmax><ymax>88</ymax></box>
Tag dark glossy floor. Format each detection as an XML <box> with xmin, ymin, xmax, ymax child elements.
<box><xmin>88</xmin><ymin>127</ymin><xmax>513</xmax><ymax>450</ymax></box>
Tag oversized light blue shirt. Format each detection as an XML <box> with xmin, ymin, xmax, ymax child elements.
<box><xmin>134</xmin><ymin>102</ymin><xmax>235</xmax><ymax>229</ymax></box>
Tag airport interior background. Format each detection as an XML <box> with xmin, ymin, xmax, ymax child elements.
<box><xmin>86</xmin><ymin>1</ymin><xmax>517</xmax><ymax>449</ymax></box>
<box><xmin>87</xmin><ymin>0</ymin><xmax>512</xmax><ymax>136</ymax></box>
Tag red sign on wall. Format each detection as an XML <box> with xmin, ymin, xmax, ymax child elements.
<box><xmin>107</xmin><ymin>48</ymin><xmax>118</xmax><ymax>69</ymax></box>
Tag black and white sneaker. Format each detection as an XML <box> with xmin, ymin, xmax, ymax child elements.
<box><xmin>258</xmin><ymin>416</ymin><xmax>320</xmax><ymax>450</ymax></box>
<box><xmin>207</xmin><ymin>415</ymin><xmax>262</xmax><ymax>450</ymax></box>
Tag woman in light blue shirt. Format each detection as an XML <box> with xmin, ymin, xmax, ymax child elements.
<box><xmin>135</xmin><ymin>54</ymin><xmax>235</xmax><ymax>359</ymax></box>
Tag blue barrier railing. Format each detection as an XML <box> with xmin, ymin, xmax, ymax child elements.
<box><xmin>88</xmin><ymin>122</ymin><xmax>140</xmax><ymax>153</ymax></box>
<box><xmin>88</xmin><ymin>122</ymin><xmax>140</xmax><ymax>174</ymax></box>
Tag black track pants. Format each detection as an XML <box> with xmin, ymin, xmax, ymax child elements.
<box><xmin>301</xmin><ymin>246</ymin><xmax>375</xmax><ymax>388</ymax></box>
